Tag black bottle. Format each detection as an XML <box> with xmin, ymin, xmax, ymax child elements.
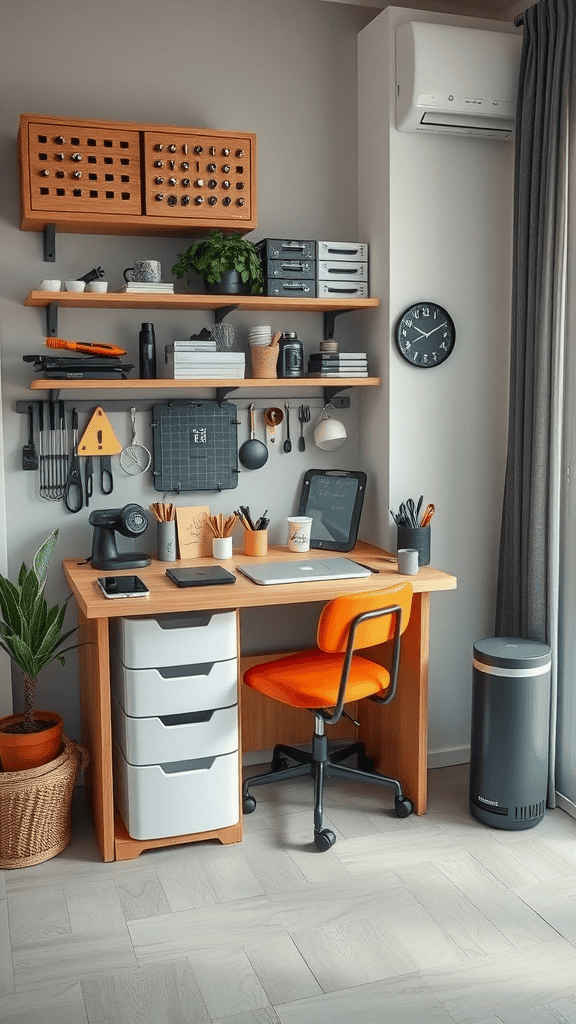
<box><xmin>277</xmin><ymin>332</ymin><xmax>304</xmax><ymax>378</ymax></box>
<box><xmin>139</xmin><ymin>323</ymin><xmax>157</xmax><ymax>379</ymax></box>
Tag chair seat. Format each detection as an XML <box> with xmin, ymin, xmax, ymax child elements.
<box><xmin>244</xmin><ymin>649</ymin><xmax>390</xmax><ymax>709</ymax></box>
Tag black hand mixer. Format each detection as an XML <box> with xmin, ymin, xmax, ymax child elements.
<box><xmin>89</xmin><ymin>504</ymin><xmax>151</xmax><ymax>570</ymax></box>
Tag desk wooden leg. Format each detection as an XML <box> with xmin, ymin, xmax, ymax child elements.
<box><xmin>357</xmin><ymin>591</ymin><xmax>429</xmax><ymax>814</ymax></box>
<box><xmin>78</xmin><ymin>612</ymin><xmax>115</xmax><ymax>861</ymax></box>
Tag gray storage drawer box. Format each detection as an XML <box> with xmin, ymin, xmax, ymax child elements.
<box><xmin>318</xmin><ymin>260</ymin><xmax>368</xmax><ymax>281</ymax></box>
<box><xmin>317</xmin><ymin>241</ymin><xmax>369</xmax><ymax>261</ymax></box>
<box><xmin>109</xmin><ymin>610</ymin><xmax>237</xmax><ymax>668</ymax></box>
<box><xmin>112</xmin><ymin>695</ymin><xmax>238</xmax><ymax>765</ymax></box>
<box><xmin>110</xmin><ymin>650</ymin><xmax>238</xmax><ymax>717</ymax></box>
<box><xmin>256</xmin><ymin>238</ymin><xmax>316</xmax><ymax>260</ymax></box>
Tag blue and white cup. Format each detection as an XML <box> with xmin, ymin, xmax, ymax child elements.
<box><xmin>124</xmin><ymin>260</ymin><xmax>162</xmax><ymax>283</ymax></box>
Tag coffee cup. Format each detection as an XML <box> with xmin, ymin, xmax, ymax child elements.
<box><xmin>123</xmin><ymin>260</ymin><xmax>162</xmax><ymax>284</ymax></box>
<box><xmin>64</xmin><ymin>280</ymin><xmax>86</xmax><ymax>292</ymax></box>
<box><xmin>39</xmin><ymin>280</ymin><xmax>61</xmax><ymax>291</ymax></box>
<box><xmin>87</xmin><ymin>281</ymin><xmax>108</xmax><ymax>293</ymax></box>
<box><xmin>287</xmin><ymin>516</ymin><xmax>313</xmax><ymax>553</ymax></box>
<box><xmin>397</xmin><ymin>548</ymin><xmax>419</xmax><ymax>575</ymax></box>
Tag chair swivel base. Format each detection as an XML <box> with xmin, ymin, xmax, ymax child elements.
<box><xmin>242</xmin><ymin>738</ymin><xmax>414</xmax><ymax>851</ymax></box>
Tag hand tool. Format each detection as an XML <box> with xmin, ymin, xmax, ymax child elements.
<box><xmin>298</xmin><ymin>404</ymin><xmax>310</xmax><ymax>451</ymax></box>
<box><xmin>100</xmin><ymin>455</ymin><xmax>113</xmax><ymax>494</ymax></box>
<box><xmin>84</xmin><ymin>456</ymin><xmax>93</xmax><ymax>507</ymax></box>
<box><xmin>283</xmin><ymin>403</ymin><xmax>292</xmax><ymax>453</ymax></box>
<box><xmin>45</xmin><ymin>337</ymin><xmax>127</xmax><ymax>358</ymax></box>
<box><xmin>420</xmin><ymin>503</ymin><xmax>435</xmax><ymax>528</ymax></box>
<box><xmin>22</xmin><ymin>404</ymin><xmax>38</xmax><ymax>471</ymax></box>
<box><xmin>65</xmin><ymin>407</ymin><xmax>83</xmax><ymax>513</ymax></box>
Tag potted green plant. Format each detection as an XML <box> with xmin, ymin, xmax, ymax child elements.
<box><xmin>0</xmin><ymin>529</ymin><xmax>78</xmax><ymax>771</ymax></box>
<box><xmin>172</xmin><ymin>229</ymin><xmax>264</xmax><ymax>295</ymax></box>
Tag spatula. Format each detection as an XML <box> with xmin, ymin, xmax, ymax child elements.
<box><xmin>22</xmin><ymin>404</ymin><xmax>38</xmax><ymax>471</ymax></box>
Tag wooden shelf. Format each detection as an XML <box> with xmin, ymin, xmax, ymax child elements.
<box><xmin>25</xmin><ymin>291</ymin><xmax>379</xmax><ymax>314</ymax></box>
<box><xmin>29</xmin><ymin>376</ymin><xmax>380</xmax><ymax>392</ymax></box>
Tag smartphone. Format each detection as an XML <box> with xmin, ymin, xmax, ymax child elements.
<box><xmin>96</xmin><ymin>575</ymin><xmax>150</xmax><ymax>599</ymax></box>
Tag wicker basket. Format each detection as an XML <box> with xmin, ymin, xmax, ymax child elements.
<box><xmin>0</xmin><ymin>736</ymin><xmax>89</xmax><ymax>869</ymax></box>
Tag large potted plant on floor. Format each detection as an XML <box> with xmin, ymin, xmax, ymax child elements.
<box><xmin>0</xmin><ymin>528</ymin><xmax>78</xmax><ymax>771</ymax></box>
<box><xmin>172</xmin><ymin>229</ymin><xmax>264</xmax><ymax>295</ymax></box>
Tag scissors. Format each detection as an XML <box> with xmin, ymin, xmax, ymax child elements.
<box><xmin>100</xmin><ymin>455</ymin><xmax>113</xmax><ymax>494</ymax></box>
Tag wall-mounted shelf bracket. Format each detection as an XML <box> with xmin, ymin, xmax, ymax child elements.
<box><xmin>44</xmin><ymin>224</ymin><xmax>56</xmax><ymax>262</ymax></box>
<box><xmin>216</xmin><ymin>385</ymin><xmax>239</xmax><ymax>403</ymax></box>
<box><xmin>47</xmin><ymin>302</ymin><xmax>59</xmax><ymax>336</ymax></box>
<box><xmin>214</xmin><ymin>304</ymin><xmax>238</xmax><ymax>324</ymax></box>
<box><xmin>323</xmin><ymin>386</ymin><xmax>351</xmax><ymax>405</ymax></box>
<box><xmin>323</xmin><ymin>309</ymin><xmax>347</xmax><ymax>340</ymax></box>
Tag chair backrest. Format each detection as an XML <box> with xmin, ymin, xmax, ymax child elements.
<box><xmin>316</xmin><ymin>582</ymin><xmax>413</xmax><ymax>654</ymax></box>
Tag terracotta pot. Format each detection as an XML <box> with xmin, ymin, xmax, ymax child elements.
<box><xmin>0</xmin><ymin>711</ymin><xmax>63</xmax><ymax>771</ymax></box>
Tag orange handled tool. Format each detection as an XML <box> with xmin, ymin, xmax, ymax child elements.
<box><xmin>45</xmin><ymin>337</ymin><xmax>127</xmax><ymax>358</ymax></box>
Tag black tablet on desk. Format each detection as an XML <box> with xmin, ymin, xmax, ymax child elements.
<box><xmin>298</xmin><ymin>469</ymin><xmax>367</xmax><ymax>551</ymax></box>
<box><xmin>166</xmin><ymin>566</ymin><xmax>236</xmax><ymax>587</ymax></box>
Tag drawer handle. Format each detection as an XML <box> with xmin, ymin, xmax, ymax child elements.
<box><xmin>159</xmin><ymin>662</ymin><xmax>214</xmax><ymax>679</ymax></box>
<box><xmin>159</xmin><ymin>710</ymin><xmax>215</xmax><ymax>727</ymax></box>
<box><xmin>154</xmin><ymin>612</ymin><xmax>214</xmax><ymax>629</ymax></box>
<box><xmin>160</xmin><ymin>756</ymin><xmax>215</xmax><ymax>774</ymax></box>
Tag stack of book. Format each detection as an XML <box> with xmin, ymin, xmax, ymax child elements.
<box><xmin>116</xmin><ymin>282</ymin><xmax>174</xmax><ymax>294</ymax></box>
<box><xmin>164</xmin><ymin>340</ymin><xmax>245</xmax><ymax>379</ymax></box>
<box><xmin>307</xmin><ymin>351</ymin><xmax>368</xmax><ymax>377</ymax></box>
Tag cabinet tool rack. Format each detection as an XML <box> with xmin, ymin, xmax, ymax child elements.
<box><xmin>25</xmin><ymin>290</ymin><xmax>379</xmax><ymax>340</ymax></box>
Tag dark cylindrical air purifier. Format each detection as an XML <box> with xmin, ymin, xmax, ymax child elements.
<box><xmin>470</xmin><ymin>637</ymin><xmax>551</xmax><ymax>830</ymax></box>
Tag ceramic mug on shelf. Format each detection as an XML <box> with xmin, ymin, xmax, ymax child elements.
<box><xmin>123</xmin><ymin>260</ymin><xmax>162</xmax><ymax>283</ymax></box>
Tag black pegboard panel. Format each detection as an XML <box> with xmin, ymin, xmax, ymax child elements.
<box><xmin>152</xmin><ymin>402</ymin><xmax>238</xmax><ymax>492</ymax></box>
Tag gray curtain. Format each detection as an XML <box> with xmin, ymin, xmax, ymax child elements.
<box><xmin>496</xmin><ymin>0</ymin><xmax>574</xmax><ymax>806</ymax></box>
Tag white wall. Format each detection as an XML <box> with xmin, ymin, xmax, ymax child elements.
<box><xmin>0</xmin><ymin>0</ymin><xmax>376</xmax><ymax>740</ymax></box>
<box><xmin>358</xmin><ymin>6</ymin><xmax>518</xmax><ymax>764</ymax></box>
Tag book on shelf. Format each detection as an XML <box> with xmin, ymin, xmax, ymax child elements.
<box><xmin>308</xmin><ymin>359</ymin><xmax>367</xmax><ymax>367</ymax></box>
<box><xmin>116</xmin><ymin>282</ymin><xmax>174</xmax><ymax>293</ymax></box>
<box><xmin>168</xmin><ymin>340</ymin><xmax>218</xmax><ymax>351</ymax></box>
<box><xmin>170</xmin><ymin>370</ymin><xmax>246</xmax><ymax>379</ymax></box>
<box><xmin>308</xmin><ymin>372</ymin><xmax>369</xmax><ymax>379</ymax></box>
<box><xmin>310</xmin><ymin>351</ymin><xmax>367</xmax><ymax>360</ymax></box>
<box><xmin>169</xmin><ymin>352</ymin><xmax>245</xmax><ymax>362</ymax></box>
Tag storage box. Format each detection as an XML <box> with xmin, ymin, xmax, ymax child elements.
<box><xmin>109</xmin><ymin>610</ymin><xmax>237</xmax><ymax>669</ymax></box>
<box><xmin>112</xmin><ymin>695</ymin><xmax>238</xmax><ymax>765</ymax></box>
<box><xmin>318</xmin><ymin>260</ymin><xmax>368</xmax><ymax>281</ymax></box>
<box><xmin>317</xmin><ymin>241</ymin><xmax>368</xmax><ymax>261</ymax></box>
<box><xmin>264</xmin><ymin>279</ymin><xmax>316</xmax><ymax>297</ymax></box>
<box><xmin>111</xmin><ymin>651</ymin><xmax>238</xmax><ymax>717</ymax></box>
<box><xmin>113</xmin><ymin>741</ymin><xmax>239</xmax><ymax>840</ymax></box>
<box><xmin>262</xmin><ymin>259</ymin><xmax>315</xmax><ymax>280</ymax></box>
<box><xmin>256</xmin><ymin>238</ymin><xmax>316</xmax><ymax>260</ymax></box>
<box><xmin>316</xmin><ymin>281</ymin><xmax>369</xmax><ymax>298</ymax></box>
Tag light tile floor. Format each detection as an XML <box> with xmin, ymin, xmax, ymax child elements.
<box><xmin>1</xmin><ymin>763</ymin><xmax>576</xmax><ymax>1024</ymax></box>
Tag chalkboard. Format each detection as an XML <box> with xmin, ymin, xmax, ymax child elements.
<box><xmin>298</xmin><ymin>470</ymin><xmax>367</xmax><ymax>551</ymax></box>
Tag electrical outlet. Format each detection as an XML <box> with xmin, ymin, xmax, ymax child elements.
<box><xmin>330</xmin><ymin>396</ymin><xmax>350</xmax><ymax>409</ymax></box>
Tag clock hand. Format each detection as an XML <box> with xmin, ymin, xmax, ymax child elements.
<box><xmin>410</xmin><ymin>326</ymin><xmax>428</xmax><ymax>337</ymax></box>
<box><xmin>423</xmin><ymin>321</ymin><xmax>447</xmax><ymax>339</ymax></box>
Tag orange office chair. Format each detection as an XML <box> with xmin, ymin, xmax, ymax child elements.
<box><xmin>242</xmin><ymin>581</ymin><xmax>414</xmax><ymax>851</ymax></box>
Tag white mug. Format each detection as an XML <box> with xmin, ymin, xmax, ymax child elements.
<box><xmin>39</xmin><ymin>280</ymin><xmax>61</xmax><ymax>291</ymax></box>
<box><xmin>397</xmin><ymin>548</ymin><xmax>419</xmax><ymax>575</ymax></box>
<box><xmin>287</xmin><ymin>516</ymin><xmax>313</xmax><ymax>552</ymax></box>
<box><xmin>64</xmin><ymin>280</ymin><xmax>86</xmax><ymax>292</ymax></box>
<box><xmin>213</xmin><ymin>536</ymin><xmax>233</xmax><ymax>560</ymax></box>
<box><xmin>87</xmin><ymin>281</ymin><xmax>108</xmax><ymax>293</ymax></box>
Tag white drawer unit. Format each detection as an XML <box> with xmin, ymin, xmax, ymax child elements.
<box><xmin>317</xmin><ymin>281</ymin><xmax>369</xmax><ymax>299</ymax></box>
<box><xmin>109</xmin><ymin>610</ymin><xmax>237</xmax><ymax>668</ymax></box>
<box><xmin>318</xmin><ymin>260</ymin><xmax>368</xmax><ymax>282</ymax></box>
<box><xmin>112</xmin><ymin>695</ymin><xmax>238</xmax><ymax>765</ymax></box>
<box><xmin>317</xmin><ymin>240</ymin><xmax>369</xmax><ymax>261</ymax></box>
<box><xmin>114</xmin><ymin>740</ymin><xmax>240</xmax><ymax>840</ymax></box>
<box><xmin>110</xmin><ymin>649</ymin><xmax>238</xmax><ymax>717</ymax></box>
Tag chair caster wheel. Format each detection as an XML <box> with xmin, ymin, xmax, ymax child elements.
<box><xmin>243</xmin><ymin>795</ymin><xmax>257</xmax><ymax>814</ymax></box>
<box><xmin>394</xmin><ymin>796</ymin><xmax>414</xmax><ymax>818</ymax></box>
<box><xmin>314</xmin><ymin>829</ymin><xmax>336</xmax><ymax>851</ymax></box>
<box><xmin>271</xmin><ymin>756</ymin><xmax>290</xmax><ymax>772</ymax></box>
<box><xmin>358</xmin><ymin>754</ymin><xmax>375</xmax><ymax>773</ymax></box>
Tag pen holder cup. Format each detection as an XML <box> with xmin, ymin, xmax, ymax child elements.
<box><xmin>157</xmin><ymin>520</ymin><xmax>177</xmax><ymax>562</ymax></box>
<box><xmin>212</xmin><ymin>536</ymin><xmax>233</xmax><ymax>560</ymax></box>
<box><xmin>251</xmin><ymin>347</ymin><xmax>278</xmax><ymax>379</ymax></box>
<box><xmin>245</xmin><ymin>529</ymin><xmax>268</xmax><ymax>557</ymax></box>
<box><xmin>397</xmin><ymin>526</ymin><xmax>430</xmax><ymax>567</ymax></box>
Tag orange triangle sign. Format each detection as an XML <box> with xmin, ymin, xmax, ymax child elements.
<box><xmin>77</xmin><ymin>406</ymin><xmax>122</xmax><ymax>456</ymax></box>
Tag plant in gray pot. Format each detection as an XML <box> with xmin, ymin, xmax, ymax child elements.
<box><xmin>0</xmin><ymin>529</ymin><xmax>79</xmax><ymax>771</ymax></box>
<box><xmin>172</xmin><ymin>229</ymin><xmax>264</xmax><ymax>296</ymax></box>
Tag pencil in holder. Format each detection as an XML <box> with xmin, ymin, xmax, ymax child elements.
<box><xmin>397</xmin><ymin>525</ymin><xmax>430</xmax><ymax>566</ymax></box>
<box><xmin>245</xmin><ymin>529</ymin><xmax>268</xmax><ymax>556</ymax></box>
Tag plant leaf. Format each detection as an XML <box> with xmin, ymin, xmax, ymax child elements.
<box><xmin>32</xmin><ymin>529</ymin><xmax>58</xmax><ymax>590</ymax></box>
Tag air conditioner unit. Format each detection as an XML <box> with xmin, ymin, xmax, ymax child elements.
<box><xmin>396</xmin><ymin>22</ymin><xmax>522</xmax><ymax>139</ymax></box>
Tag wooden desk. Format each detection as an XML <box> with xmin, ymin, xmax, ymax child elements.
<box><xmin>64</xmin><ymin>542</ymin><xmax>456</xmax><ymax>862</ymax></box>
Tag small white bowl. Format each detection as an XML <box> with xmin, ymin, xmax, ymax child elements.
<box><xmin>39</xmin><ymin>280</ymin><xmax>61</xmax><ymax>291</ymax></box>
<box><xmin>87</xmin><ymin>281</ymin><xmax>108</xmax><ymax>293</ymax></box>
<box><xmin>64</xmin><ymin>280</ymin><xmax>86</xmax><ymax>292</ymax></box>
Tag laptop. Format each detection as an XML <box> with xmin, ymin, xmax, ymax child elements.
<box><xmin>236</xmin><ymin>557</ymin><xmax>374</xmax><ymax>586</ymax></box>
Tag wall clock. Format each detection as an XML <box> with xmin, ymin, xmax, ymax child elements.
<box><xmin>395</xmin><ymin>302</ymin><xmax>455</xmax><ymax>368</ymax></box>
